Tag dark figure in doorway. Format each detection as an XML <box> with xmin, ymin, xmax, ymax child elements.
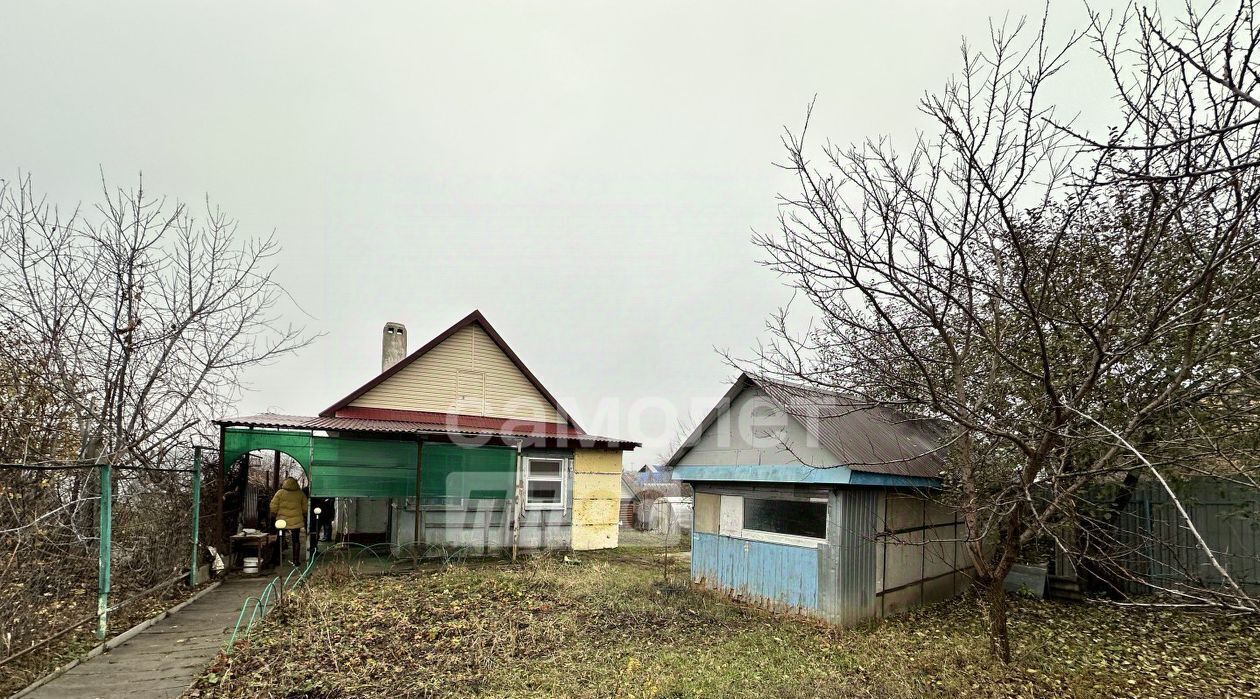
<box><xmin>308</xmin><ymin>497</ymin><xmax>335</xmax><ymax>555</ymax></box>
<box><xmin>311</xmin><ymin>497</ymin><xmax>335</xmax><ymax>542</ymax></box>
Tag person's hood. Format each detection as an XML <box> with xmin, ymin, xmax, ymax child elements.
<box><xmin>282</xmin><ymin>477</ymin><xmax>301</xmax><ymax>491</ymax></box>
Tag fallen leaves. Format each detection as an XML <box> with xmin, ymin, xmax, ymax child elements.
<box><xmin>189</xmin><ymin>553</ymin><xmax>1260</xmax><ymax>698</ymax></box>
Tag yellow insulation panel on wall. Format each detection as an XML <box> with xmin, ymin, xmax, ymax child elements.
<box><xmin>574</xmin><ymin>497</ymin><xmax>619</xmax><ymax>526</ymax></box>
<box><xmin>574</xmin><ymin>449</ymin><xmax>621</xmax><ymax>474</ymax></box>
<box><xmin>572</xmin><ymin>524</ymin><xmax>617</xmax><ymax>550</ymax></box>
<box><xmin>573</xmin><ymin>472</ymin><xmax>620</xmax><ymax>500</ymax></box>
<box><xmin>571</xmin><ymin>449</ymin><xmax>622</xmax><ymax>550</ymax></box>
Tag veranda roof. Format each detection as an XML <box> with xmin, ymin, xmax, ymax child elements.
<box><xmin>215</xmin><ymin>411</ymin><xmax>638</xmax><ymax>450</ymax></box>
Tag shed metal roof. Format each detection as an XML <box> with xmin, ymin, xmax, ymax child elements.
<box><xmin>665</xmin><ymin>373</ymin><xmax>949</xmax><ymax>480</ymax></box>
<box><xmin>671</xmin><ymin>464</ymin><xmax>940</xmax><ymax>488</ymax></box>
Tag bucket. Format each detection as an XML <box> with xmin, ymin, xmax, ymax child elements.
<box><xmin>242</xmin><ymin>556</ymin><xmax>260</xmax><ymax>574</ymax></box>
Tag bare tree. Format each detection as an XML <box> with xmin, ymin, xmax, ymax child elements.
<box><xmin>0</xmin><ymin>174</ymin><xmax>311</xmax><ymax>465</ymax></box>
<box><xmin>655</xmin><ymin>414</ymin><xmax>696</xmax><ymax>466</ymax></box>
<box><xmin>0</xmin><ymin>174</ymin><xmax>312</xmax><ymax>671</ymax></box>
<box><xmin>750</xmin><ymin>2</ymin><xmax>1260</xmax><ymax>661</ymax></box>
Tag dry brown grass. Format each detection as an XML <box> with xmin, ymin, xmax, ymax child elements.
<box><xmin>189</xmin><ymin>552</ymin><xmax>1260</xmax><ymax>698</ymax></box>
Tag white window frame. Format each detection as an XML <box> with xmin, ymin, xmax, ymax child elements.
<box><xmin>523</xmin><ymin>456</ymin><xmax>568</xmax><ymax>511</ymax></box>
<box><xmin>739</xmin><ymin>527</ymin><xmax>826</xmax><ymax>549</ymax></box>
<box><xmin>719</xmin><ymin>494</ymin><xmax>827</xmax><ymax>549</ymax></box>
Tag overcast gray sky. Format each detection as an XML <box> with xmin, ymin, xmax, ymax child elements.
<box><xmin>1</xmin><ymin>1</ymin><xmax>1129</xmax><ymax>466</ymax></box>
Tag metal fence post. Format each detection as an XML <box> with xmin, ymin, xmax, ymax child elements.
<box><xmin>191</xmin><ymin>447</ymin><xmax>203</xmax><ymax>586</ymax></box>
<box><xmin>96</xmin><ymin>461</ymin><xmax>112</xmax><ymax>640</ymax></box>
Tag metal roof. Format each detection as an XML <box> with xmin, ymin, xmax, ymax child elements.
<box><xmin>665</xmin><ymin>373</ymin><xmax>948</xmax><ymax>480</ymax></box>
<box><xmin>672</xmin><ymin>464</ymin><xmax>940</xmax><ymax>488</ymax></box>
<box><xmin>215</xmin><ymin>412</ymin><xmax>638</xmax><ymax>450</ymax></box>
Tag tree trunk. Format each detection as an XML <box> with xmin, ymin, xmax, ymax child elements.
<box><xmin>983</xmin><ymin>521</ymin><xmax>1020</xmax><ymax>663</ymax></box>
<box><xmin>986</xmin><ymin>576</ymin><xmax>1011</xmax><ymax>663</ymax></box>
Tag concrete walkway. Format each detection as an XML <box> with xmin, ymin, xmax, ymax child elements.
<box><xmin>24</xmin><ymin>577</ymin><xmax>269</xmax><ymax>699</ymax></box>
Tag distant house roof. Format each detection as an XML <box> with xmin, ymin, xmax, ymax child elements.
<box><xmin>634</xmin><ymin>469</ymin><xmax>675</xmax><ymax>485</ymax></box>
<box><xmin>631</xmin><ymin>481</ymin><xmax>686</xmax><ymax>499</ymax></box>
<box><xmin>665</xmin><ymin>373</ymin><xmax>948</xmax><ymax>481</ymax></box>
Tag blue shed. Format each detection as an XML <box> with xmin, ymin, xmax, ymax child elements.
<box><xmin>668</xmin><ymin>373</ymin><xmax>974</xmax><ymax>625</ymax></box>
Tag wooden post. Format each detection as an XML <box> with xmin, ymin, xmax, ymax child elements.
<box><xmin>95</xmin><ymin>461</ymin><xmax>112</xmax><ymax>640</ymax></box>
<box><xmin>190</xmin><ymin>447</ymin><xmax>202</xmax><ymax>586</ymax></box>
<box><xmin>272</xmin><ymin>450</ymin><xmax>280</xmax><ymax>491</ymax></box>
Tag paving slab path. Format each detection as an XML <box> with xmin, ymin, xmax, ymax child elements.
<box><xmin>23</xmin><ymin>577</ymin><xmax>270</xmax><ymax>699</ymax></box>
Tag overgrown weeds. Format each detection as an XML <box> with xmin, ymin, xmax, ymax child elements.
<box><xmin>188</xmin><ymin>553</ymin><xmax>1260</xmax><ymax>698</ymax></box>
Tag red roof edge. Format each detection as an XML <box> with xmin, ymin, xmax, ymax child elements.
<box><xmin>333</xmin><ymin>406</ymin><xmax>576</xmax><ymax>434</ymax></box>
<box><xmin>319</xmin><ymin>310</ymin><xmax>585</xmax><ymax>433</ymax></box>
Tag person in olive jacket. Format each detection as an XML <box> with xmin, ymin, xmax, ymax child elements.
<box><xmin>269</xmin><ymin>477</ymin><xmax>308</xmax><ymax>564</ymax></box>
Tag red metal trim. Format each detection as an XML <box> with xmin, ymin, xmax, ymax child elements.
<box><xmin>318</xmin><ymin>310</ymin><xmax>585</xmax><ymax>432</ymax></box>
<box><xmin>333</xmin><ymin>406</ymin><xmax>585</xmax><ymax>436</ymax></box>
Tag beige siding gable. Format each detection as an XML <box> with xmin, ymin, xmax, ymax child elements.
<box><xmin>350</xmin><ymin>324</ymin><xmax>564</xmax><ymax>423</ymax></box>
<box><xmin>675</xmin><ymin>386</ymin><xmax>841</xmax><ymax>467</ymax></box>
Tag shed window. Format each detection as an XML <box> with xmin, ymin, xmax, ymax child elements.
<box><xmin>524</xmin><ymin>457</ymin><xmax>566</xmax><ymax>510</ymax></box>
<box><xmin>743</xmin><ymin>498</ymin><xmax>827</xmax><ymax>539</ymax></box>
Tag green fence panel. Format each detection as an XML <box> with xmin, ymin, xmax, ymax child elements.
<box><xmin>421</xmin><ymin>443</ymin><xmax>516</xmax><ymax>500</ymax></box>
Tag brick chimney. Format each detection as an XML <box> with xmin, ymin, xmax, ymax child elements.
<box><xmin>382</xmin><ymin>322</ymin><xmax>407</xmax><ymax>371</ymax></box>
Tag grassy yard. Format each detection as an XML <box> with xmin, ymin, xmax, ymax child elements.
<box><xmin>189</xmin><ymin>550</ymin><xmax>1259</xmax><ymax>699</ymax></box>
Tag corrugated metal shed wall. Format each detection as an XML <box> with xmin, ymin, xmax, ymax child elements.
<box><xmin>691</xmin><ymin>483</ymin><xmax>828</xmax><ymax>617</ymax></box>
<box><xmin>828</xmin><ymin>488</ymin><xmax>879</xmax><ymax>625</ymax></box>
<box><xmin>689</xmin><ymin>483</ymin><xmax>970</xmax><ymax>626</ymax></box>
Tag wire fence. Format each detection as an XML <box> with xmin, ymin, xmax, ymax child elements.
<box><xmin>226</xmin><ymin>546</ymin><xmax>320</xmax><ymax>653</ymax></box>
<box><xmin>0</xmin><ymin>451</ymin><xmax>206</xmax><ymax>683</ymax></box>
